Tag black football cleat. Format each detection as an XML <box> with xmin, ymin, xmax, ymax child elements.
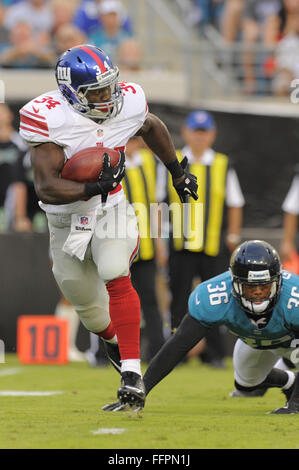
<box><xmin>270</xmin><ymin>374</ymin><xmax>299</xmax><ymax>414</ymax></box>
<box><xmin>270</xmin><ymin>402</ymin><xmax>299</xmax><ymax>414</ymax></box>
<box><xmin>117</xmin><ymin>371</ymin><xmax>146</xmax><ymax>409</ymax></box>
<box><xmin>102</xmin><ymin>400</ymin><xmax>144</xmax><ymax>413</ymax></box>
<box><xmin>230</xmin><ymin>387</ymin><xmax>268</xmax><ymax>398</ymax></box>
<box><xmin>102</xmin><ymin>401</ymin><xmax>127</xmax><ymax>412</ymax></box>
<box><xmin>101</xmin><ymin>340</ymin><xmax>121</xmax><ymax>374</ymax></box>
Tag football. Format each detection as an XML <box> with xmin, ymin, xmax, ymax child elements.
<box><xmin>61</xmin><ymin>147</ymin><xmax>121</xmax><ymax>183</ymax></box>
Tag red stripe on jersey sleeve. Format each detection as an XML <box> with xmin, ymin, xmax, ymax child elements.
<box><xmin>20</xmin><ymin>114</ymin><xmax>49</xmax><ymax>132</ymax></box>
<box><xmin>20</xmin><ymin>125</ymin><xmax>49</xmax><ymax>138</ymax></box>
<box><xmin>20</xmin><ymin>108</ymin><xmax>46</xmax><ymax>120</ymax></box>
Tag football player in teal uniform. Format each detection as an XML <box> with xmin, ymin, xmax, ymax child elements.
<box><xmin>104</xmin><ymin>240</ymin><xmax>299</xmax><ymax>414</ymax></box>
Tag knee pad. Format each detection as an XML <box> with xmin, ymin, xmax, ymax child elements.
<box><xmin>98</xmin><ymin>255</ymin><xmax>129</xmax><ymax>282</ymax></box>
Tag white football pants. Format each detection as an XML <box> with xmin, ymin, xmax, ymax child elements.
<box><xmin>47</xmin><ymin>201</ymin><xmax>139</xmax><ymax>333</ymax></box>
<box><xmin>233</xmin><ymin>338</ymin><xmax>299</xmax><ymax>387</ymax></box>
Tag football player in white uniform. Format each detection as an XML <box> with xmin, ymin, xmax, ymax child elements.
<box><xmin>19</xmin><ymin>45</ymin><xmax>198</xmax><ymax>410</ymax></box>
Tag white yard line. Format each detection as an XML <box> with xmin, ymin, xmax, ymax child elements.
<box><xmin>0</xmin><ymin>368</ymin><xmax>23</xmax><ymax>377</ymax></box>
<box><xmin>90</xmin><ymin>428</ymin><xmax>126</xmax><ymax>435</ymax></box>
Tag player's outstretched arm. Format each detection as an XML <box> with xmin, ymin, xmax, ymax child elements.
<box><xmin>136</xmin><ymin>113</ymin><xmax>198</xmax><ymax>202</ymax></box>
<box><xmin>143</xmin><ymin>313</ymin><xmax>208</xmax><ymax>396</ymax></box>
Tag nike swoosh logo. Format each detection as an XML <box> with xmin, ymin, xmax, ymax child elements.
<box><xmin>32</xmin><ymin>106</ymin><xmax>40</xmax><ymax>113</ymax></box>
<box><xmin>195</xmin><ymin>294</ymin><xmax>200</xmax><ymax>305</ymax></box>
<box><xmin>113</xmin><ymin>167</ymin><xmax>122</xmax><ymax>179</ymax></box>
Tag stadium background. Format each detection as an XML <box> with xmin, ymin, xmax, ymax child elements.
<box><xmin>2</xmin><ymin>0</ymin><xmax>299</xmax><ymax>354</ymax></box>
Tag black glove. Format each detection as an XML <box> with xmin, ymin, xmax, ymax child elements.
<box><xmin>98</xmin><ymin>150</ymin><xmax>125</xmax><ymax>194</ymax></box>
<box><xmin>84</xmin><ymin>150</ymin><xmax>125</xmax><ymax>200</ymax></box>
<box><xmin>172</xmin><ymin>156</ymin><xmax>198</xmax><ymax>203</ymax></box>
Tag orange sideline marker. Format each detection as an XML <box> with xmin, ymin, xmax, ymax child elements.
<box><xmin>17</xmin><ymin>316</ymin><xmax>68</xmax><ymax>364</ymax></box>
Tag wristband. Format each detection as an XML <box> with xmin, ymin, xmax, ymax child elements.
<box><xmin>84</xmin><ymin>182</ymin><xmax>102</xmax><ymax>198</ymax></box>
<box><xmin>166</xmin><ymin>159</ymin><xmax>184</xmax><ymax>179</ymax></box>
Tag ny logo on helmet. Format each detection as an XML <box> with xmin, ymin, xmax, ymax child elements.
<box><xmin>57</xmin><ymin>66</ymin><xmax>71</xmax><ymax>83</ymax></box>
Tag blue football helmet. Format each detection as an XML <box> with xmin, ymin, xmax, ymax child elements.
<box><xmin>55</xmin><ymin>45</ymin><xmax>123</xmax><ymax>121</ymax></box>
<box><xmin>230</xmin><ymin>240</ymin><xmax>282</xmax><ymax>316</ymax></box>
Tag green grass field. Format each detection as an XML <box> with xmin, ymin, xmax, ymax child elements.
<box><xmin>0</xmin><ymin>354</ymin><xmax>298</xmax><ymax>449</ymax></box>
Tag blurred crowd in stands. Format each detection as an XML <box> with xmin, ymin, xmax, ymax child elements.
<box><xmin>1</xmin><ymin>0</ymin><xmax>299</xmax><ymax>96</ymax></box>
<box><xmin>181</xmin><ymin>0</ymin><xmax>299</xmax><ymax>96</ymax></box>
<box><xmin>0</xmin><ymin>0</ymin><xmax>142</xmax><ymax>71</ymax></box>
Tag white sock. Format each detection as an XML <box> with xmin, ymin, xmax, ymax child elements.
<box><xmin>282</xmin><ymin>370</ymin><xmax>296</xmax><ymax>390</ymax></box>
<box><xmin>121</xmin><ymin>359</ymin><xmax>142</xmax><ymax>376</ymax></box>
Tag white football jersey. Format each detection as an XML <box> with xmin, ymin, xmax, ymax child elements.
<box><xmin>19</xmin><ymin>82</ymin><xmax>148</xmax><ymax>214</ymax></box>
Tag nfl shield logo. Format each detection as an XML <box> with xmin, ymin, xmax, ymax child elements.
<box><xmin>80</xmin><ymin>216</ymin><xmax>88</xmax><ymax>225</ymax></box>
<box><xmin>97</xmin><ymin>129</ymin><xmax>103</xmax><ymax>137</ymax></box>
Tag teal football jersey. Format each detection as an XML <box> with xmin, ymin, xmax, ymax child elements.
<box><xmin>188</xmin><ymin>270</ymin><xmax>299</xmax><ymax>349</ymax></box>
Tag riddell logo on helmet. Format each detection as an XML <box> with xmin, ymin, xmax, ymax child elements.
<box><xmin>248</xmin><ymin>270</ymin><xmax>270</xmax><ymax>281</ymax></box>
<box><xmin>57</xmin><ymin>66</ymin><xmax>71</xmax><ymax>83</ymax></box>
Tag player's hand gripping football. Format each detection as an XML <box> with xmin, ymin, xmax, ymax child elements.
<box><xmin>84</xmin><ymin>150</ymin><xmax>126</xmax><ymax>201</ymax></box>
<box><xmin>98</xmin><ymin>150</ymin><xmax>126</xmax><ymax>195</ymax></box>
<box><xmin>173</xmin><ymin>156</ymin><xmax>198</xmax><ymax>203</ymax></box>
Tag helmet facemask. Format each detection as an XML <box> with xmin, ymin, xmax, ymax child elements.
<box><xmin>73</xmin><ymin>67</ymin><xmax>123</xmax><ymax>121</ymax></box>
<box><xmin>231</xmin><ymin>272</ymin><xmax>282</xmax><ymax>316</ymax></box>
